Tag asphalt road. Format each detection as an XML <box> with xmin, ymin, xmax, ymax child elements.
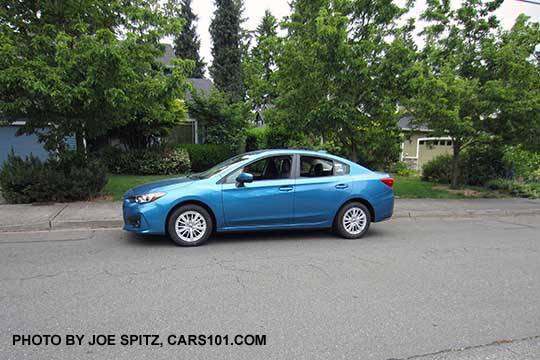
<box><xmin>1</xmin><ymin>215</ymin><xmax>540</xmax><ymax>360</ymax></box>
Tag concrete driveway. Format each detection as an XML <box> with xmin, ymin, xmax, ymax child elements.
<box><xmin>1</xmin><ymin>214</ymin><xmax>539</xmax><ymax>359</ymax></box>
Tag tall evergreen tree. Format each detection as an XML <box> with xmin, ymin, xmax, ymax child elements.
<box><xmin>243</xmin><ymin>10</ymin><xmax>279</xmax><ymax>113</ymax></box>
<box><xmin>254</xmin><ymin>10</ymin><xmax>278</xmax><ymax>79</ymax></box>
<box><xmin>209</xmin><ymin>0</ymin><xmax>245</xmax><ymax>102</ymax></box>
<box><xmin>168</xmin><ymin>0</ymin><xmax>206</xmax><ymax>78</ymax></box>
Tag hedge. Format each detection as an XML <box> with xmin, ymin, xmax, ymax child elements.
<box><xmin>100</xmin><ymin>146</ymin><xmax>190</xmax><ymax>175</ymax></box>
<box><xmin>178</xmin><ymin>144</ymin><xmax>237</xmax><ymax>172</ymax></box>
<box><xmin>0</xmin><ymin>151</ymin><xmax>107</xmax><ymax>203</ymax></box>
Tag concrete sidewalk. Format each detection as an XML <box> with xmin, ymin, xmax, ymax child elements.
<box><xmin>0</xmin><ymin>201</ymin><xmax>122</xmax><ymax>232</ymax></box>
<box><xmin>0</xmin><ymin>198</ymin><xmax>539</xmax><ymax>232</ymax></box>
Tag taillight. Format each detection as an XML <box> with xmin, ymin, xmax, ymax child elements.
<box><xmin>381</xmin><ymin>177</ymin><xmax>394</xmax><ymax>188</ymax></box>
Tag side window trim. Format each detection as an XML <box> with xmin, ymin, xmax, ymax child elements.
<box><xmin>297</xmin><ymin>155</ymin><xmax>350</xmax><ymax>178</ymax></box>
<box><xmin>218</xmin><ymin>154</ymin><xmax>295</xmax><ymax>184</ymax></box>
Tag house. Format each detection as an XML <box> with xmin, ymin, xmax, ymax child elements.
<box><xmin>167</xmin><ymin>77</ymin><xmax>213</xmax><ymax>145</ymax></box>
<box><xmin>399</xmin><ymin>116</ymin><xmax>453</xmax><ymax>171</ymax></box>
<box><xmin>0</xmin><ymin>120</ymin><xmax>76</xmax><ymax>165</ymax></box>
<box><xmin>159</xmin><ymin>43</ymin><xmax>213</xmax><ymax>145</ymax></box>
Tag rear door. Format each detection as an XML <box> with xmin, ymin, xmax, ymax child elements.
<box><xmin>292</xmin><ymin>155</ymin><xmax>352</xmax><ymax>225</ymax></box>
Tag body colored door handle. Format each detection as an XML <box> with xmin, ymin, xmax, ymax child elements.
<box><xmin>335</xmin><ymin>184</ymin><xmax>349</xmax><ymax>189</ymax></box>
<box><xmin>279</xmin><ymin>186</ymin><xmax>294</xmax><ymax>192</ymax></box>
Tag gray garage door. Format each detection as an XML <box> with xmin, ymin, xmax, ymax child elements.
<box><xmin>0</xmin><ymin>126</ymin><xmax>49</xmax><ymax>166</ymax></box>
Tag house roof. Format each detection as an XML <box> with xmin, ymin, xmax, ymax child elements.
<box><xmin>157</xmin><ymin>43</ymin><xmax>175</xmax><ymax>68</ymax></box>
<box><xmin>157</xmin><ymin>43</ymin><xmax>213</xmax><ymax>100</ymax></box>
<box><xmin>398</xmin><ymin>115</ymin><xmax>431</xmax><ymax>132</ymax></box>
<box><xmin>186</xmin><ymin>78</ymin><xmax>213</xmax><ymax>101</ymax></box>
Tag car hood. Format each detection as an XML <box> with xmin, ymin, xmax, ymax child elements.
<box><xmin>124</xmin><ymin>177</ymin><xmax>195</xmax><ymax>198</ymax></box>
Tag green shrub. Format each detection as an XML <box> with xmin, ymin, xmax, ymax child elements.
<box><xmin>502</xmin><ymin>146</ymin><xmax>540</xmax><ymax>182</ymax></box>
<box><xmin>245</xmin><ymin>127</ymin><xmax>268</xmax><ymax>151</ymax></box>
<box><xmin>485</xmin><ymin>179</ymin><xmax>540</xmax><ymax>199</ymax></box>
<box><xmin>0</xmin><ymin>151</ymin><xmax>107</xmax><ymax>203</ymax></box>
<box><xmin>422</xmin><ymin>143</ymin><xmax>510</xmax><ymax>186</ymax></box>
<box><xmin>421</xmin><ymin>155</ymin><xmax>454</xmax><ymax>183</ymax></box>
<box><xmin>265</xmin><ymin>126</ymin><xmax>290</xmax><ymax>149</ymax></box>
<box><xmin>99</xmin><ymin>146</ymin><xmax>190</xmax><ymax>175</ymax></box>
<box><xmin>244</xmin><ymin>126</ymin><xmax>292</xmax><ymax>151</ymax></box>
<box><xmin>461</xmin><ymin>142</ymin><xmax>508</xmax><ymax>185</ymax></box>
<box><xmin>388</xmin><ymin>161</ymin><xmax>417</xmax><ymax>177</ymax></box>
<box><xmin>178</xmin><ymin>144</ymin><xmax>236</xmax><ymax>172</ymax></box>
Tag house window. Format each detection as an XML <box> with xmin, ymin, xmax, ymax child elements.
<box><xmin>419</xmin><ymin>140</ymin><xmax>425</xmax><ymax>145</ymax></box>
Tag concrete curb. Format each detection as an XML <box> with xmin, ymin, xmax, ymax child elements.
<box><xmin>393</xmin><ymin>209</ymin><xmax>540</xmax><ymax>219</ymax></box>
<box><xmin>0</xmin><ymin>222</ymin><xmax>52</xmax><ymax>232</ymax></box>
<box><xmin>1</xmin><ymin>209</ymin><xmax>539</xmax><ymax>233</ymax></box>
<box><xmin>51</xmin><ymin>219</ymin><xmax>124</xmax><ymax>231</ymax></box>
<box><xmin>1</xmin><ymin>198</ymin><xmax>539</xmax><ymax>233</ymax></box>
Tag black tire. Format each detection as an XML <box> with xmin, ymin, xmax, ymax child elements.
<box><xmin>167</xmin><ymin>204</ymin><xmax>213</xmax><ymax>246</ymax></box>
<box><xmin>334</xmin><ymin>202</ymin><xmax>371</xmax><ymax>239</ymax></box>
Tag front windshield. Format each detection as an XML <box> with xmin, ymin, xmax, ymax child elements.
<box><xmin>189</xmin><ymin>153</ymin><xmax>257</xmax><ymax>180</ymax></box>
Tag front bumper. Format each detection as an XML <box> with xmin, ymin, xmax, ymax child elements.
<box><xmin>122</xmin><ymin>199</ymin><xmax>166</xmax><ymax>234</ymax></box>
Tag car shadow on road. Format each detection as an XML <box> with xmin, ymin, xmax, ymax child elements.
<box><xmin>124</xmin><ymin>227</ymin><xmax>387</xmax><ymax>247</ymax></box>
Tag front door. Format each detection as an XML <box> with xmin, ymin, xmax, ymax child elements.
<box><xmin>222</xmin><ymin>155</ymin><xmax>294</xmax><ymax>227</ymax></box>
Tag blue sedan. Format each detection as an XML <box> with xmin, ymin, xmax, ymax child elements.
<box><xmin>122</xmin><ymin>149</ymin><xmax>394</xmax><ymax>246</ymax></box>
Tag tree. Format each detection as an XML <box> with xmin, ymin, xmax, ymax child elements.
<box><xmin>482</xmin><ymin>14</ymin><xmax>540</xmax><ymax>152</ymax></box>
<box><xmin>187</xmin><ymin>90</ymin><xmax>250</xmax><ymax>147</ymax></box>
<box><xmin>167</xmin><ymin>0</ymin><xmax>206</xmax><ymax>78</ymax></box>
<box><xmin>269</xmin><ymin>0</ymin><xmax>413</xmax><ymax>168</ymax></box>
<box><xmin>209</xmin><ymin>0</ymin><xmax>245</xmax><ymax>102</ymax></box>
<box><xmin>0</xmin><ymin>0</ymin><xmax>192</xmax><ymax>152</ymax></box>
<box><xmin>243</xmin><ymin>10</ymin><xmax>280</xmax><ymax>114</ymax></box>
<box><xmin>404</xmin><ymin>0</ymin><xmax>503</xmax><ymax>188</ymax></box>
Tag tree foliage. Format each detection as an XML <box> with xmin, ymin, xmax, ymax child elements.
<box><xmin>209</xmin><ymin>0</ymin><xmax>245</xmax><ymax>102</ymax></box>
<box><xmin>0</xmin><ymin>0</ymin><xmax>192</xmax><ymax>151</ymax></box>
<box><xmin>269</xmin><ymin>0</ymin><xmax>414</xmax><ymax>169</ymax></box>
<box><xmin>187</xmin><ymin>90</ymin><xmax>250</xmax><ymax>147</ymax></box>
<box><xmin>167</xmin><ymin>0</ymin><xmax>206</xmax><ymax>78</ymax></box>
<box><xmin>482</xmin><ymin>14</ymin><xmax>540</xmax><ymax>152</ymax></box>
<box><xmin>404</xmin><ymin>0</ymin><xmax>504</xmax><ymax>187</ymax></box>
<box><xmin>243</xmin><ymin>10</ymin><xmax>280</xmax><ymax>114</ymax></box>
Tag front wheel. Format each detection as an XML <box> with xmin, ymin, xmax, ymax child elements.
<box><xmin>167</xmin><ymin>205</ymin><xmax>213</xmax><ymax>246</ymax></box>
<box><xmin>335</xmin><ymin>202</ymin><xmax>371</xmax><ymax>239</ymax></box>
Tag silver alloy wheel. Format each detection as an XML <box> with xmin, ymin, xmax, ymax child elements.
<box><xmin>175</xmin><ymin>210</ymin><xmax>207</xmax><ymax>242</ymax></box>
<box><xmin>342</xmin><ymin>206</ymin><xmax>367</xmax><ymax>235</ymax></box>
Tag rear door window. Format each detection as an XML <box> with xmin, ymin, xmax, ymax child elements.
<box><xmin>299</xmin><ymin>156</ymin><xmax>349</xmax><ymax>177</ymax></box>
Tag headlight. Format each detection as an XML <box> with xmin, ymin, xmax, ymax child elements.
<box><xmin>134</xmin><ymin>192</ymin><xmax>166</xmax><ymax>204</ymax></box>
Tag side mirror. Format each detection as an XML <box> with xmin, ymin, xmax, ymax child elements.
<box><xmin>236</xmin><ymin>172</ymin><xmax>254</xmax><ymax>186</ymax></box>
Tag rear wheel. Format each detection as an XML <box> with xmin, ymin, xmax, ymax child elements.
<box><xmin>335</xmin><ymin>202</ymin><xmax>371</xmax><ymax>239</ymax></box>
<box><xmin>167</xmin><ymin>205</ymin><xmax>213</xmax><ymax>246</ymax></box>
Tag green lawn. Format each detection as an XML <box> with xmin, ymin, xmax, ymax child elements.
<box><xmin>393</xmin><ymin>176</ymin><xmax>499</xmax><ymax>199</ymax></box>
<box><xmin>103</xmin><ymin>174</ymin><xmax>179</xmax><ymax>201</ymax></box>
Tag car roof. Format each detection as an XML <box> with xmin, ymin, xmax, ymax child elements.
<box><xmin>247</xmin><ymin>149</ymin><xmax>331</xmax><ymax>156</ymax></box>
<box><xmin>243</xmin><ymin>149</ymin><xmax>359</xmax><ymax>167</ymax></box>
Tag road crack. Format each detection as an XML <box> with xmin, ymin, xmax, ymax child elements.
<box><xmin>387</xmin><ymin>335</ymin><xmax>540</xmax><ymax>360</ymax></box>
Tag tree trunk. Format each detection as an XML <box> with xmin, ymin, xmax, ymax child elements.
<box><xmin>75</xmin><ymin>131</ymin><xmax>86</xmax><ymax>154</ymax></box>
<box><xmin>451</xmin><ymin>141</ymin><xmax>461</xmax><ymax>189</ymax></box>
<box><xmin>350</xmin><ymin>140</ymin><xmax>358</xmax><ymax>163</ymax></box>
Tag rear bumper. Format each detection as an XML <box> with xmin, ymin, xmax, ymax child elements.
<box><xmin>373</xmin><ymin>192</ymin><xmax>394</xmax><ymax>222</ymax></box>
